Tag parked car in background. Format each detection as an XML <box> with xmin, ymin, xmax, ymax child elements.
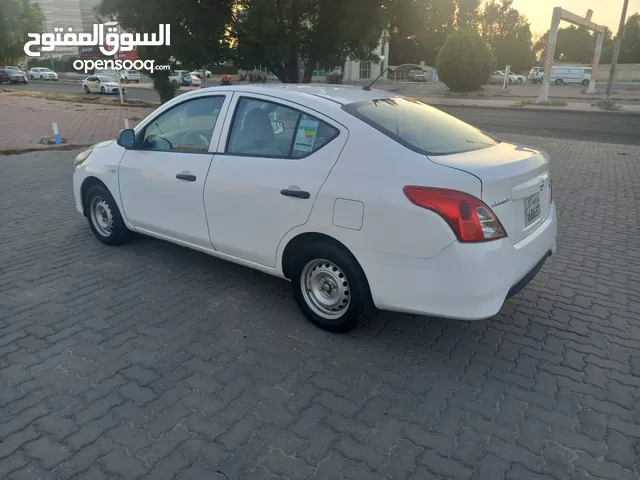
<box><xmin>72</xmin><ymin>84</ymin><xmax>557</xmax><ymax>333</ymax></box>
<box><xmin>488</xmin><ymin>70</ymin><xmax>518</xmax><ymax>85</ymax></box>
<box><xmin>528</xmin><ymin>67</ymin><xmax>543</xmax><ymax>83</ymax></box>
<box><xmin>82</xmin><ymin>75</ymin><xmax>125</xmax><ymax>94</ymax></box>
<box><xmin>169</xmin><ymin>70</ymin><xmax>192</xmax><ymax>86</ymax></box>
<box><xmin>408</xmin><ymin>69</ymin><xmax>427</xmax><ymax>82</ymax></box>
<box><xmin>190</xmin><ymin>74</ymin><xmax>201</xmax><ymax>86</ymax></box>
<box><xmin>190</xmin><ymin>69</ymin><xmax>211</xmax><ymax>79</ymax></box>
<box><xmin>498</xmin><ymin>70</ymin><xmax>526</xmax><ymax>84</ymax></box>
<box><xmin>551</xmin><ymin>66</ymin><xmax>591</xmax><ymax>86</ymax></box>
<box><xmin>120</xmin><ymin>70</ymin><xmax>140</xmax><ymax>83</ymax></box>
<box><xmin>1</xmin><ymin>68</ymin><xmax>28</xmax><ymax>84</ymax></box>
<box><xmin>0</xmin><ymin>69</ymin><xmax>12</xmax><ymax>84</ymax></box>
<box><xmin>528</xmin><ymin>65</ymin><xmax>591</xmax><ymax>85</ymax></box>
<box><xmin>29</xmin><ymin>67</ymin><xmax>58</xmax><ymax>80</ymax></box>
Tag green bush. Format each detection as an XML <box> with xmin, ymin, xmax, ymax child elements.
<box><xmin>436</xmin><ymin>29</ymin><xmax>496</xmax><ymax>92</ymax></box>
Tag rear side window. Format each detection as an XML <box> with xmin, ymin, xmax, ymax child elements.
<box><xmin>342</xmin><ymin>97</ymin><xmax>499</xmax><ymax>156</ymax></box>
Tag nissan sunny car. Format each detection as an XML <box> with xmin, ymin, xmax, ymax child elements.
<box><xmin>72</xmin><ymin>84</ymin><xmax>557</xmax><ymax>333</ymax></box>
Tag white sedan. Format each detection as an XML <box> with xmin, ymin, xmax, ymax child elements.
<box><xmin>72</xmin><ymin>84</ymin><xmax>557</xmax><ymax>333</ymax></box>
<box><xmin>189</xmin><ymin>74</ymin><xmax>201</xmax><ymax>86</ymax></box>
<box><xmin>498</xmin><ymin>70</ymin><xmax>527</xmax><ymax>84</ymax></box>
<box><xmin>82</xmin><ymin>75</ymin><xmax>125</xmax><ymax>94</ymax></box>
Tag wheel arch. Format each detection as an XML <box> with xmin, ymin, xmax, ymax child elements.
<box><xmin>80</xmin><ymin>176</ymin><xmax>109</xmax><ymax>217</ymax></box>
<box><xmin>281</xmin><ymin>231</ymin><xmax>367</xmax><ymax>284</ymax></box>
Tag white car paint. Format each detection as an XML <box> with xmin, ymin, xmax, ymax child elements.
<box><xmin>82</xmin><ymin>75</ymin><xmax>125</xmax><ymax>94</ymax></box>
<box><xmin>72</xmin><ymin>84</ymin><xmax>557</xmax><ymax>329</ymax></box>
<box><xmin>28</xmin><ymin>67</ymin><xmax>58</xmax><ymax>80</ymax></box>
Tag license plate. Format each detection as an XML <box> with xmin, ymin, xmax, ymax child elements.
<box><xmin>524</xmin><ymin>193</ymin><xmax>541</xmax><ymax>226</ymax></box>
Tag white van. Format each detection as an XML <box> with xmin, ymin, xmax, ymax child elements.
<box><xmin>529</xmin><ymin>65</ymin><xmax>591</xmax><ymax>86</ymax></box>
<box><xmin>551</xmin><ymin>66</ymin><xmax>591</xmax><ymax>86</ymax></box>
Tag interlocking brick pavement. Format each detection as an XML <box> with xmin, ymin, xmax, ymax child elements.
<box><xmin>0</xmin><ymin>94</ymin><xmax>153</xmax><ymax>152</ymax></box>
<box><xmin>0</xmin><ymin>135</ymin><xmax>639</xmax><ymax>479</ymax></box>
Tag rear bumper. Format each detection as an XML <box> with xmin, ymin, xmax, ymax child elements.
<box><xmin>356</xmin><ymin>202</ymin><xmax>558</xmax><ymax>320</ymax></box>
<box><xmin>506</xmin><ymin>250</ymin><xmax>551</xmax><ymax>299</ymax></box>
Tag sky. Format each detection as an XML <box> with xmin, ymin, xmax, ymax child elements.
<box><xmin>510</xmin><ymin>0</ymin><xmax>640</xmax><ymax>36</ymax></box>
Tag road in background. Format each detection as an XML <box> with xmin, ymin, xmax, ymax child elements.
<box><xmin>5</xmin><ymin>81</ymin><xmax>640</xmax><ymax>145</ymax></box>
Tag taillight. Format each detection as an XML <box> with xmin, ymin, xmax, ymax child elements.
<box><xmin>403</xmin><ymin>186</ymin><xmax>507</xmax><ymax>242</ymax></box>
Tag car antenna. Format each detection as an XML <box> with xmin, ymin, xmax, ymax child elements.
<box><xmin>362</xmin><ymin>67</ymin><xmax>394</xmax><ymax>91</ymax></box>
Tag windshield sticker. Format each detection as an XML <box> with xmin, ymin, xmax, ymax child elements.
<box><xmin>293</xmin><ymin>118</ymin><xmax>319</xmax><ymax>152</ymax></box>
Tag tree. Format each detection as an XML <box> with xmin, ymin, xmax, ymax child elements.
<box><xmin>232</xmin><ymin>0</ymin><xmax>387</xmax><ymax>83</ymax></box>
<box><xmin>387</xmin><ymin>0</ymin><xmax>456</xmax><ymax>67</ymax></box>
<box><xmin>456</xmin><ymin>0</ymin><xmax>480</xmax><ymax>29</ymax></box>
<box><xmin>0</xmin><ymin>0</ymin><xmax>43</xmax><ymax>64</ymax></box>
<box><xmin>478</xmin><ymin>0</ymin><xmax>535</xmax><ymax>73</ymax></box>
<box><xmin>98</xmin><ymin>0</ymin><xmax>234</xmax><ymax>102</ymax></box>
<box><xmin>615</xmin><ymin>13</ymin><xmax>640</xmax><ymax>63</ymax></box>
<box><xmin>533</xmin><ymin>25</ymin><xmax>613</xmax><ymax>65</ymax></box>
<box><xmin>436</xmin><ymin>28</ymin><xmax>495</xmax><ymax>92</ymax></box>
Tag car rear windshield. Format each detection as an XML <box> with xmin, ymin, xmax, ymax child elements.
<box><xmin>342</xmin><ymin>97</ymin><xmax>499</xmax><ymax>156</ymax></box>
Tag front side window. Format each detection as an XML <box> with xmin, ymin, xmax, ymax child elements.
<box><xmin>141</xmin><ymin>96</ymin><xmax>225</xmax><ymax>152</ymax></box>
<box><xmin>343</xmin><ymin>97</ymin><xmax>499</xmax><ymax>156</ymax></box>
<box><xmin>226</xmin><ymin>97</ymin><xmax>339</xmax><ymax>158</ymax></box>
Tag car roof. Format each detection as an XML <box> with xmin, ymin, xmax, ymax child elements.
<box><xmin>195</xmin><ymin>83</ymin><xmax>397</xmax><ymax>106</ymax></box>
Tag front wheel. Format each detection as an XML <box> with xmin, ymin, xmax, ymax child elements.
<box><xmin>290</xmin><ymin>242</ymin><xmax>375</xmax><ymax>333</ymax></box>
<box><xmin>555</xmin><ymin>78</ymin><xmax>564</xmax><ymax>85</ymax></box>
<box><xmin>85</xmin><ymin>184</ymin><xmax>132</xmax><ymax>245</ymax></box>
<box><xmin>517</xmin><ymin>78</ymin><xmax>523</xmax><ymax>84</ymax></box>
<box><xmin>84</xmin><ymin>85</ymin><xmax>89</xmax><ymax>93</ymax></box>
<box><xmin>100</xmin><ymin>86</ymin><xmax>105</xmax><ymax>94</ymax></box>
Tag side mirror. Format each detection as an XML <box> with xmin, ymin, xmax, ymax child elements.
<box><xmin>271</xmin><ymin>120</ymin><xmax>284</xmax><ymax>135</ymax></box>
<box><xmin>117</xmin><ymin>128</ymin><xmax>136</xmax><ymax>149</ymax></box>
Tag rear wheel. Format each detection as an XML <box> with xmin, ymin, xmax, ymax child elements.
<box><xmin>290</xmin><ymin>241</ymin><xmax>375</xmax><ymax>333</ymax></box>
<box><xmin>85</xmin><ymin>184</ymin><xmax>132</xmax><ymax>246</ymax></box>
<box><xmin>555</xmin><ymin>78</ymin><xmax>563</xmax><ymax>85</ymax></box>
<box><xmin>582</xmin><ymin>79</ymin><xmax>590</xmax><ymax>86</ymax></box>
<box><xmin>517</xmin><ymin>78</ymin><xmax>523</xmax><ymax>84</ymax></box>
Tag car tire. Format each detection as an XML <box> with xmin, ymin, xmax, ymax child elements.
<box><xmin>290</xmin><ymin>241</ymin><xmax>375</xmax><ymax>333</ymax></box>
<box><xmin>100</xmin><ymin>86</ymin><xmax>105</xmax><ymax>94</ymax></box>
<box><xmin>517</xmin><ymin>78</ymin><xmax>523</xmax><ymax>84</ymax></box>
<box><xmin>555</xmin><ymin>78</ymin><xmax>563</xmax><ymax>85</ymax></box>
<box><xmin>85</xmin><ymin>185</ymin><xmax>133</xmax><ymax>246</ymax></box>
<box><xmin>135</xmin><ymin>80</ymin><xmax>139</xmax><ymax>83</ymax></box>
<box><xmin>582</xmin><ymin>79</ymin><xmax>590</xmax><ymax>86</ymax></box>
<box><xmin>84</xmin><ymin>85</ymin><xmax>89</xmax><ymax>93</ymax></box>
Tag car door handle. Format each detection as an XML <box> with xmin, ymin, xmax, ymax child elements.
<box><xmin>176</xmin><ymin>173</ymin><xmax>196</xmax><ymax>182</ymax></box>
<box><xmin>280</xmin><ymin>189</ymin><xmax>310</xmax><ymax>199</ymax></box>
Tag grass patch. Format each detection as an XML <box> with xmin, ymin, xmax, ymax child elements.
<box><xmin>511</xmin><ymin>99</ymin><xmax>568</xmax><ymax>108</ymax></box>
<box><xmin>0</xmin><ymin>89</ymin><xmax>158</xmax><ymax>108</ymax></box>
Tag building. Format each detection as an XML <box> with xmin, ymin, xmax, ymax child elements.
<box><xmin>37</xmin><ymin>0</ymin><xmax>101</xmax><ymax>57</ymax></box>
<box><xmin>311</xmin><ymin>32</ymin><xmax>390</xmax><ymax>83</ymax></box>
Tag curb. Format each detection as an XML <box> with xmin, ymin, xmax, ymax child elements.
<box><xmin>439</xmin><ymin>93</ymin><xmax>638</xmax><ymax>102</ymax></box>
<box><xmin>0</xmin><ymin>143</ymin><xmax>92</xmax><ymax>156</ymax></box>
<box><xmin>430</xmin><ymin>103</ymin><xmax>640</xmax><ymax>116</ymax></box>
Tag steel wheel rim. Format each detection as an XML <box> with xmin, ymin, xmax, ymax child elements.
<box><xmin>90</xmin><ymin>196</ymin><xmax>113</xmax><ymax>237</ymax></box>
<box><xmin>300</xmin><ymin>259</ymin><xmax>351</xmax><ymax>320</ymax></box>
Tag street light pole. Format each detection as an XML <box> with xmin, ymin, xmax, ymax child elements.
<box><xmin>603</xmin><ymin>0</ymin><xmax>629</xmax><ymax>106</ymax></box>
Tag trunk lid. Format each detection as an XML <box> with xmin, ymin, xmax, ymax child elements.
<box><xmin>428</xmin><ymin>141</ymin><xmax>551</xmax><ymax>244</ymax></box>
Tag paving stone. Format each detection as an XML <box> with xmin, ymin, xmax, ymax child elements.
<box><xmin>1</xmin><ymin>137</ymin><xmax>640</xmax><ymax>479</ymax></box>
